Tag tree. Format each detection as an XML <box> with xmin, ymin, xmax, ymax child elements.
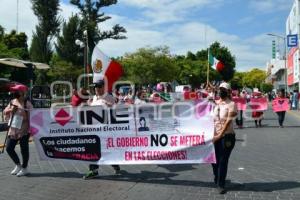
<box><xmin>3</xmin><ymin>30</ymin><xmax>27</xmax><ymax>49</ymax></box>
<box><xmin>0</xmin><ymin>25</ymin><xmax>4</xmax><ymax>41</ymax></box>
<box><xmin>30</xmin><ymin>0</ymin><xmax>61</xmax><ymax>63</ymax></box>
<box><xmin>243</xmin><ymin>68</ymin><xmax>267</xmax><ymax>89</ymax></box>
<box><xmin>70</xmin><ymin>0</ymin><xmax>126</xmax><ymax>52</ymax></box>
<box><xmin>47</xmin><ymin>54</ymin><xmax>84</xmax><ymax>83</ymax></box>
<box><xmin>209</xmin><ymin>42</ymin><xmax>236</xmax><ymax>81</ymax></box>
<box><xmin>0</xmin><ymin>29</ymin><xmax>29</xmax><ymax>60</ymax></box>
<box><xmin>55</xmin><ymin>14</ymin><xmax>84</xmax><ymax>66</ymax></box>
<box><xmin>2</xmin><ymin>30</ymin><xmax>29</xmax><ymax>59</ymax></box>
<box><xmin>175</xmin><ymin>54</ymin><xmax>219</xmax><ymax>87</ymax></box>
<box><xmin>261</xmin><ymin>83</ymin><xmax>273</xmax><ymax>93</ymax></box>
<box><xmin>120</xmin><ymin>46</ymin><xmax>178</xmax><ymax>85</ymax></box>
<box><xmin>230</xmin><ymin>72</ymin><xmax>246</xmax><ymax>90</ymax></box>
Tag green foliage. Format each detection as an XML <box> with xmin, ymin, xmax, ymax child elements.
<box><xmin>0</xmin><ymin>27</ymin><xmax>30</xmax><ymax>81</ymax></box>
<box><xmin>55</xmin><ymin>14</ymin><xmax>84</xmax><ymax>66</ymax></box>
<box><xmin>0</xmin><ymin>25</ymin><xmax>4</xmax><ymax>41</ymax></box>
<box><xmin>30</xmin><ymin>0</ymin><xmax>61</xmax><ymax>63</ymax></box>
<box><xmin>261</xmin><ymin>83</ymin><xmax>273</xmax><ymax>93</ymax></box>
<box><xmin>175</xmin><ymin>55</ymin><xmax>208</xmax><ymax>86</ymax></box>
<box><xmin>209</xmin><ymin>42</ymin><xmax>236</xmax><ymax>81</ymax></box>
<box><xmin>70</xmin><ymin>0</ymin><xmax>126</xmax><ymax>51</ymax></box>
<box><xmin>120</xmin><ymin>46</ymin><xmax>177</xmax><ymax>85</ymax></box>
<box><xmin>47</xmin><ymin>54</ymin><xmax>84</xmax><ymax>83</ymax></box>
<box><xmin>3</xmin><ymin>30</ymin><xmax>28</xmax><ymax>49</ymax></box>
<box><xmin>230</xmin><ymin>71</ymin><xmax>246</xmax><ymax>90</ymax></box>
<box><xmin>0</xmin><ymin>30</ymin><xmax>29</xmax><ymax>59</ymax></box>
<box><xmin>31</xmin><ymin>0</ymin><xmax>61</xmax><ymax>36</ymax></box>
<box><xmin>119</xmin><ymin>44</ymin><xmax>234</xmax><ymax>87</ymax></box>
<box><xmin>30</xmin><ymin>27</ymin><xmax>53</xmax><ymax>63</ymax></box>
<box><xmin>243</xmin><ymin>68</ymin><xmax>267</xmax><ymax>89</ymax></box>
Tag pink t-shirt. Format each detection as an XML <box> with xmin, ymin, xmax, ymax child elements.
<box><xmin>4</xmin><ymin>99</ymin><xmax>33</xmax><ymax>139</ymax></box>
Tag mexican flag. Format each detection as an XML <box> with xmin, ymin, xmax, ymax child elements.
<box><xmin>208</xmin><ymin>52</ymin><xmax>224</xmax><ymax>72</ymax></box>
<box><xmin>91</xmin><ymin>43</ymin><xmax>123</xmax><ymax>92</ymax></box>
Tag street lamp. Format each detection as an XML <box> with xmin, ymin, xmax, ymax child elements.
<box><xmin>267</xmin><ymin>33</ymin><xmax>288</xmax><ymax>93</ymax></box>
<box><xmin>75</xmin><ymin>30</ymin><xmax>89</xmax><ymax>88</ymax></box>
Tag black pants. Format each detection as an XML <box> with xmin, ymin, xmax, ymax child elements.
<box><xmin>6</xmin><ymin>135</ymin><xmax>29</xmax><ymax>168</ymax></box>
<box><xmin>235</xmin><ymin>110</ymin><xmax>243</xmax><ymax>126</ymax></box>
<box><xmin>89</xmin><ymin>164</ymin><xmax>120</xmax><ymax>171</ymax></box>
<box><xmin>276</xmin><ymin>111</ymin><xmax>286</xmax><ymax>126</ymax></box>
<box><xmin>254</xmin><ymin>119</ymin><xmax>262</xmax><ymax>126</ymax></box>
<box><xmin>212</xmin><ymin>134</ymin><xmax>236</xmax><ymax>188</ymax></box>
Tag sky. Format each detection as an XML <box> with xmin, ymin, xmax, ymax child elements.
<box><xmin>0</xmin><ymin>0</ymin><xmax>294</xmax><ymax>71</ymax></box>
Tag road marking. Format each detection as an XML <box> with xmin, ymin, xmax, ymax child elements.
<box><xmin>238</xmin><ymin>167</ymin><xmax>244</xmax><ymax>171</ymax></box>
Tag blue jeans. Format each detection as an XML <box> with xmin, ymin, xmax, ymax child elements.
<box><xmin>212</xmin><ymin>134</ymin><xmax>236</xmax><ymax>187</ymax></box>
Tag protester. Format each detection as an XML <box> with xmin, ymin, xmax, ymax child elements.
<box><xmin>212</xmin><ymin>82</ymin><xmax>237</xmax><ymax>194</ymax></box>
<box><xmin>252</xmin><ymin>91</ymin><xmax>264</xmax><ymax>127</ymax></box>
<box><xmin>71</xmin><ymin>87</ymin><xmax>89</xmax><ymax>106</ymax></box>
<box><xmin>275</xmin><ymin>89</ymin><xmax>287</xmax><ymax>128</ymax></box>
<box><xmin>3</xmin><ymin>84</ymin><xmax>33</xmax><ymax>177</ymax></box>
<box><xmin>292</xmin><ymin>90</ymin><xmax>299</xmax><ymax>110</ymax></box>
<box><xmin>206</xmin><ymin>82</ymin><xmax>216</xmax><ymax>101</ymax></box>
<box><xmin>124</xmin><ymin>89</ymin><xmax>134</xmax><ymax>104</ymax></box>
<box><xmin>134</xmin><ymin>90</ymin><xmax>147</xmax><ymax>105</ymax></box>
<box><xmin>83</xmin><ymin>80</ymin><xmax>121</xmax><ymax>179</ymax></box>
<box><xmin>234</xmin><ymin>89</ymin><xmax>245</xmax><ymax>129</ymax></box>
<box><xmin>117</xmin><ymin>90</ymin><xmax>126</xmax><ymax>104</ymax></box>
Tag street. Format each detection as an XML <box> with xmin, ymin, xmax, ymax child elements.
<box><xmin>0</xmin><ymin>109</ymin><xmax>299</xmax><ymax>200</ymax></box>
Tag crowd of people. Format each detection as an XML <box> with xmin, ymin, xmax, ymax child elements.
<box><xmin>2</xmin><ymin>79</ymin><xmax>299</xmax><ymax>195</ymax></box>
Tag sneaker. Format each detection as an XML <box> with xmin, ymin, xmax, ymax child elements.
<box><xmin>11</xmin><ymin>165</ymin><xmax>22</xmax><ymax>175</ymax></box>
<box><xmin>214</xmin><ymin>177</ymin><xmax>218</xmax><ymax>185</ymax></box>
<box><xmin>217</xmin><ymin>187</ymin><xmax>227</xmax><ymax>194</ymax></box>
<box><xmin>83</xmin><ymin>170</ymin><xmax>99</xmax><ymax>180</ymax></box>
<box><xmin>16</xmin><ymin>168</ymin><xmax>29</xmax><ymax>177</ymax></box>
<box><xmin>113</xmin><ymin>165</ymin><xmax>121</xmax><ymax>175</ymax></box>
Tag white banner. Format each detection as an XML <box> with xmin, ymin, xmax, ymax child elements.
<box><xmin>30</xmin><ymin>101</ymin><xmax>216</xmax><ymax>165</ymax></box>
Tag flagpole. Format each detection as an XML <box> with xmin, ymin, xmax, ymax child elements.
<box><xmin>207</xmin><ymin>48</ymin><xmax>210</xmax><ymax>85</ymax></box>
<box><xmin>205</xmin><ymin>25</ymin><xmax>209</xmax><ymax>85</ymax></box>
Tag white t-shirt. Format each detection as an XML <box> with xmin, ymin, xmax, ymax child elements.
<box><xmin>213</xmin><ymin>99</ymin><xmax>237</xmax><ymax>135</ymax></box>
<box><xmin>90</xmin><ymin>94</ymin><xmax>115</xmax><ymax>106</ymax></box>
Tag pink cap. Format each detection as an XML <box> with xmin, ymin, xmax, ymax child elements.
<box><xmin>10</xmin><ymin>84</ymin><xmax>28</xmax><ymax>92</ymax></box>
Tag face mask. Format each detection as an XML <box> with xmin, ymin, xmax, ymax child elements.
<box><xmin>13</xmin><ymin>92</ymin><xmax>21</xmax><ymax>99</ymax></box>
<box><xmin>219</xmin><ymin>90</ymin><xmax>228</xmax><ymax>99</ymax></box>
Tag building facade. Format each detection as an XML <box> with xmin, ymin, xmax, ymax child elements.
<box><xmin>286</xmin><ymin>0</ymin><xmax>300</xmax><ymax>92</ymax></box>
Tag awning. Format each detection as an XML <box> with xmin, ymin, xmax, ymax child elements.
<box><xmin>0</xmin><ymin>58</ymin><xmax>50</xmax><ymax>70</ymax></box>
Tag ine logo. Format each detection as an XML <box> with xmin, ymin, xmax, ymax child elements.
<box><xmin>55</xmin><ymin>109</ymin><xmax>73</xmax><ymax>126</ymax></box>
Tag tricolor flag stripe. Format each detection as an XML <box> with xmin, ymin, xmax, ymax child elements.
<box><xmin>92</xmin><ymin>44</ymin><xmax>124</xmax><ymax>92</ymax></box>
<box><xmin>208</xmin><ymin>52</ymin><xmax>224</xmax><ymax>70</ymax></box>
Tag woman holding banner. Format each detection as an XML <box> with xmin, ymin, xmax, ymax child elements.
<box><xmin>212</xmin><ymin>82</ymin><xmax>237</xmax><ymax>194</ymax></box>
<box><xmin>83</xmin><ymin>80</ymin><xmax>121</xmax><ymax>180</ymax></box>
<box><xmin>3</xmin><ymin>84</ymin><xmax>33</xmax><ymax>177</ymax></box>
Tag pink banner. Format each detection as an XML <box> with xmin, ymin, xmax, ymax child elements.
<box><xmin>232</xmin><ymin>97</ymin><xmax>247</xmax><ymax>111</ymax></box>
<box><xmin>249</xmin><ymin>97</ymin><xmax>268</xmax><ymax>111</ymax></box>
<box><xmin>272</xmin><ymin>98</ymin><xmax>290</xmax><ymax>112</ymax></box>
